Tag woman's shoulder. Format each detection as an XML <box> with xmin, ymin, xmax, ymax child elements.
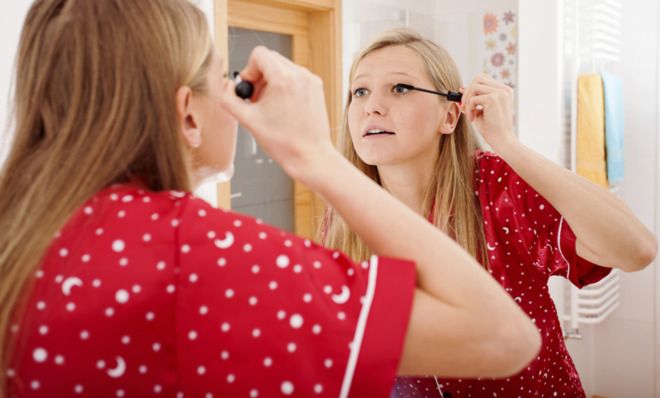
<box><xmin>90</xmin><ymin>181</ymin><xmax>243</xmax><ymax>222</ymax></box>
<box><xmin>85</xmin><ymin>182</ymin><xmax>312</xmax><ymax>260</ymax></box>
<box><xmin>83</xmin><ymin>181</ymin><xmax>193</xmax><ymax>217</ymax></box>
<box><xmin>180</xmin><ymin>191</ymin><xmax>304</xmax><ymax>251</ymax></box>
<box><xmin>473</xmin><ymin>149</ymin><xmax>519</xmax><ymax>185</ymax></box>
<box><xmin>474</xmin><ymin>149</ymin><xmax>506</xmax><ymax>168</ymax></box>
<box><xmin>63</xmin><ymin>182</ymin><xmax>244</xmax><ymax>246</ymax></box>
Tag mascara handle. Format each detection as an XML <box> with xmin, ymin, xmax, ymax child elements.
<box><xmin>446</xmin><ymin>91</ymin><xmax>462</xmax><ymax>103</ymax></box>
<box><xmin>232</xmin><ymin>71</ymin><xmax>254</xmax><ymax>100</ymax></box>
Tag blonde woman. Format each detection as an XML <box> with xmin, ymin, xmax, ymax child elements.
<box><xmin>0</xmin><ymin>1</ymin><xmax>541</xmax><ymax>397</ymax></box>
<box><xmin>324</xmin><ymin>28</ymin><xmax>657</xmax><ymax>397</ymax></box>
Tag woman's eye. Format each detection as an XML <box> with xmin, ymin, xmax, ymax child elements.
<box><xmin>352</xmin><ymin>88</ymin><xmax>368</xmax><ymax>97</ymax></box>
<box><xmin>393</xmin><ymin>84</ymin><xmax>411</xmax><ymax>94</ymax></box>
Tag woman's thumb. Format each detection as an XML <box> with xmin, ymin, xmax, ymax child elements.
<box><xmin>220</xmin><ymin>81</ymin><xmax>255</xmax><ymax>129</ymax></box>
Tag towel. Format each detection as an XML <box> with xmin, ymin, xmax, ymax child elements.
<box><xmin>576</xmin><ymin>74</ymin><xmax>608</xmax><ymax>187</ymax></box>
<box><xmin>602</xmin><ymin>72</ymin><xmax>625</xmax><ymax>185</ymax></box>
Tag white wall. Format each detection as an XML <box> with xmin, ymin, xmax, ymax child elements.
<box><xmin>517</xmin><ymin>1</ymin><xmax>563</xmax><ymax>162</ymax></box>
<box><xmin>0</xmin><ymin>1</ymin><xmax>32</xmax><ymax>164</ymax></box>
<box><xmin>589</xmin><ymin>0</ymin><xmax>658</xmax><ymax>396</ymax></box>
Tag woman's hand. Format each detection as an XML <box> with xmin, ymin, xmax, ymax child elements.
<box><xmin>219</xmin><ymin>46</ymin><xmax>334</xmax><ymax>181</ymax></box>
<box><xmin>460</xmin><ymin>74</ymin><xmax>516</xmax><ymax>151</ymax></box>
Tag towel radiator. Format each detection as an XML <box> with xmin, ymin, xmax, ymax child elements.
<box><xmin>558</xmin><ymin>0</ymin><xmax>623</xmax><ymax>339</ymax></box>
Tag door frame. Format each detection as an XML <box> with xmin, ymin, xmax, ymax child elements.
<box><xmin>214</xmin><ymin>0</ymin><xmax>342</xmax><ymax>239</ymax></box>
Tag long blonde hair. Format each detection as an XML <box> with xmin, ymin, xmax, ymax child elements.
<box><xmin>324</xmin><ymin>28</ymin><xmax>489</xmax><ymax>266</ymax></box>
<box><xmin>0</xmin><ymin>0</ymin><xmax>213</xmax><ymax>387</ymax></box>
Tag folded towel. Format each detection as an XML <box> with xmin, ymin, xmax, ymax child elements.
<box><xmin>602</xmin><ymin>72</ymin><xmax>624</xmax><ymax>185</ymax></box>
<box><xmin>577</xmin><ymin>74</ymin><xmax>608</xmax><ymax>187</ymax></box>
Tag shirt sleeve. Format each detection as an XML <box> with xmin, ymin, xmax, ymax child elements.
<box><xmin>174</xmin><ymin>196</ymin><xmax>416</xmax><ymax>398</ymax></box>
<box><xmin>476</xmin><ymin>152</ymin><xmax>611</xmax><ymax>288</ymax></box>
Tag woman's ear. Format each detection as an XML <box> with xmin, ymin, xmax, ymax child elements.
<box><xmin>439</xmin><ymin>102</ymin><xmax>461</xmax><ymax>135</ymax></box>
<box><xmin>176</xmin><ymin>86</ymin><xmax>202</xmax><ymax>148</ymax></box>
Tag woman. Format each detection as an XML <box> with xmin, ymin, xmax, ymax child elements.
<box><xmin>0</xmin><ymin>1</ymin><xmax>540</xmax><ymax>397</ymax></box>
<box><xmin>324</xmin><ymin>28</ymin><xmax>657</xmax><ymax>397</ymax></box>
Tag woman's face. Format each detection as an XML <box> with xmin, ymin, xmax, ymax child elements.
<box><xmin>347</xmin><ymin>45</ymin><xmax>452</xmax><ymax>167</ymax></box>
<box><xmin>192</xmin><ymin>52</ymin><xmax>238</xmax><ymax>183</ymax></box>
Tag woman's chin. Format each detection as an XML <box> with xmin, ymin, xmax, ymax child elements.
<box><xmin>357</xmin><ymin>153</ymin><xmax>401</xmax><ymax>167</ymax></box>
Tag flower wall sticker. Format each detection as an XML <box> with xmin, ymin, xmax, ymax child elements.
<box><xmin>482</xmin><ymin>9</ymin><xmax>517</xmax><ymax>90</ymax></box>
<box><xmin>483</xmin><ymin>13</ymin><xmax>499</xmax><ymax>34</ymax></box>
<box><xmin>503</xmin><ymin>10</ymin><xmax>515</xmax><ymax>24</ymax></box>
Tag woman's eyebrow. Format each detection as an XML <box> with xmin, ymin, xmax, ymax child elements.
<box><xmin>353</xmin><ymin>71</ymin><xmax>416</xmax><ymax>81</ymax></box>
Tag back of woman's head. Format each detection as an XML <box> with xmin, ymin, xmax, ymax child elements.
<box><xmin>0</xmin><ymin>0</ymin><xmax>213</xmax><ymax>388</ymax></box>
<box><xmin>10</xmin><ymin>0</ymin><xmax>213</xmax><ymax>192</ymax></box>
<box><xmin>325</xmin><ymin>27</ymin><xmax>488</xmax><ymax>266</ymax></box>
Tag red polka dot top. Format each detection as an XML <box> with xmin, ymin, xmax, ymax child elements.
<box><xmin>7</xmin><ymin>180</ymin><xmax>415</xmax><ymax>397</ymax></box>
<box><xmin>392</xmin><ymin>151</ymin><xmax>612</xmax><ymax>398</ymax></box>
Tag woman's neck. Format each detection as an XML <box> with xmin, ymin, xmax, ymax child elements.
<box><xmin>377</xmin><ymin>158</ymin><xmax>435</xmax><ymax>217</ymax></box>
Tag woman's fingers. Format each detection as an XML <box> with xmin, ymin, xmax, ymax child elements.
<box><xmin>461</xmin><ymin>85</ymin><xmax>483</xmax><ymax>117</ymax></box>
<box><xmin>464</xmin><ymin>93</ymin><xmax>493</xmax><ymax>122</ymax></box>
<box><xmin>221</xmin><ymin>47</ymin><xmax>292</xmax><ymax>123</ymax></box>
<box><xmin>237</xmin><ymin>46</ymin><xmax>276</xmax><ymax>83</ymax></box>
<box><xmin>233</xmin><ymin>46</ymin><xmax>301</xmax><ymax>96</ymax></box>
<box><xmin>460</xmin><ymin>75</ymin><xmax>512</xmax><ymax>119</ymax></box>
<box><xmin>220</xmin><ymin>79</ymin><xmax>257</xmax><ymax>131</ymax></box>
<box><xmin>470</xmin><ymin>83</ymin><xmax>503</xmax><ymax>95</ymax></box>
<box><xmin>221</xmin><ymin>44</ymin><xmax>332</xmax><ymax>175</ymax></box>
<box><xmin>269</xmin><ymin>48</ymin><xmax>302</xmax><ymax>71</ymax></box>
<box><xmin>459</xmin><ymin>74</ymin><xmax>516</xmax><ymax>144</ymax></box>
<box><xmin>473</xmin><ymin>73</ymin><xmax>511</xmax><ymax>91</ymax></box>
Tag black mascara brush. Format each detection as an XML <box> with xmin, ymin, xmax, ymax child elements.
<box><xmin>394</xmin><ymin>83</ymin><xmax>462</xmax><ymax>103</ymax></box>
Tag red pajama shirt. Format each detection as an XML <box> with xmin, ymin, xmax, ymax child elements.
<box><xmin>7</xmin><ymin>182</ymin><xmax>416</xmax><ymax>397</ymax></box>
<box><xmin>392</xmin><ymin>151</ymin><xmax>612</xmax><ymax>398</ymax></box>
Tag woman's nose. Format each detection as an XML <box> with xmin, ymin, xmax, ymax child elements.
<box><xmin>364</xmin><ymin>93</ymin><xmax>387</xmax><ymax>116</ymax></box>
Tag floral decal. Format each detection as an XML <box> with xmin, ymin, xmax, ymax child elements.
<box><xmin>483</xmin><ymin>9</ymin><xmax>517</xmax><ymax>91</ymax></box>
<box><xmin>483</xmin><ymin>13</ymin><xmax>499</xmax><ymax>34</ymax></box>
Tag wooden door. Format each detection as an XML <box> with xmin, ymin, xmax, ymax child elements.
<box><xmin>214</xmin><ymin>0</ymin><xmax>342</xmax><ymax>240</ymax></box>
